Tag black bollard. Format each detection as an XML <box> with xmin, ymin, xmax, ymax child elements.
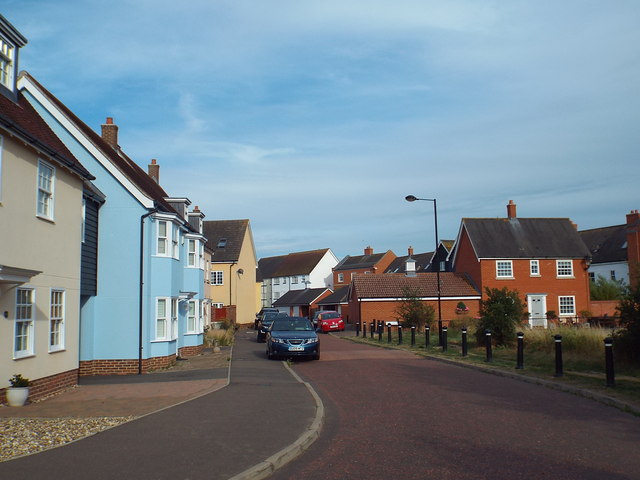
<box><xmin>411</xmin><ymin>326</ymin><xmax>416</xmax><ymax>346</ymax></box>
<box><xmin>425</xmin><ymin>326</ymin><xmax>430</xmax><ymax>349</ymax></box>
<box><xmin>370</xmin><ymin>322</ymin><xmax>374</xmax><ymax>339</ymax></box>
<box><xmin>516</xmin><ymin>332</ymin><xmax>524</xmax><ymax>369</ymax></box>
<box><xmin>461</xmin><ymin>327</ymin><xmax>468</xmax><ymax>357</ymax></box>
<box><xmin>442</xmin><ymin>326</ymin><xmax>448</xmax><ymax>352</ymax></box>
<box><xmin>398</xmin><ymin>325</ymin><xmax>403</xmax><ymax>345</ymax></box>
<box><xmin>362</xmin><ymin>322</ymin><xmax>366</xmax><ymax>338</ymax></box>
<box><xmin>604</xmin><ymin>337</ymin><xmax>615</xmax><ymax>387</ymax></box>
<box><xmin>378</xmin><ymin>322</ymin><xmax>383</xmax><ymax>341</ymax></box>
<box><xmin>356</xmin><ymin>322</ymin><xmax>360</xmax><ymax>337</ymax></box>
<box><xmin>387</xmin><ymin>323</ymin><xmax>392</xmax><ymax>343</ymax></box>
<box><xmin>554</xmin><ymin>334</ymin><xmax>563</xmax><ymax>377</ymax></box>
<box><xmin>485</xmin><ymin>329</ymin><xmax>492</xmax><ymax>362</ymax></box>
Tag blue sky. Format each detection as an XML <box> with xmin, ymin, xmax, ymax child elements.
<box><xmin>4</xmin><ymin>1</ymin><xmax>639</xmax><ymax>260</ymax></box>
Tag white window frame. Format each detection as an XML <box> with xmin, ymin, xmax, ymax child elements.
<box><xmin>172</xmin><ymin>225</ymin><xmax>179</xmax><ymax>259</ymax></box>
<box><xmin>199</xmin><ymin>242</ymin><xmax>204</xmax><ymax>269</ymax></box>
<box><xmin>530</xmin><ymin>260</ymin><xmax>540</xmax><ymax>277</ymax></box>
<box><xmin>556</xmin><ymin>260</ymin><xmax>574</xmax><ymax>278</ymax></box>
<box><xmin>211</xmin><ymin>271</ymin><xmax>224</xmax><ymax>285</ymax></box>
<box><xmin>0</xmin><ymin>34</ymin><xmax>15</xmax><ymax>89</ymax></box>
<box><xmin>156</xmin><ymin>298</ymin><xmax>169</xmax><ymax>340</ymax></box>
<box><xmin>157</xmin><ymin>221</ymin><xmax>168</xmax><ymax>256</ymax></box>
<box><xmin>187</xmin><ymin>239</ymin><xmax>197</xmax><ymax>267</ymax></box>
<box><xmin>337</xmin><ymin>273</ymin><xmax>344</xmax><ymax>283</ymax></box>
<box><xmin>37</xmin><ymin>159</ymin><xmax>55</xmax><ymax>220</ymax></box>
<box><xmin>274</xmin><ymin>277</ymin><xmax>280</xmax><ymax>285</ymax></box>
<box><xmin>291</xmin><ymin>276</ymin><xmax>298</xmax><ymax>284</ymax></box>
<box><xmin>49</xmin><ymin>289</ymin><xmax>65</xmax><ymax>352</ymax></box>
<box><xmin>187</xmin><ymin>300</ymin><xmax>198</xmax><ymax>333</ymax></box>
<box><xmin>171</xmin><ymin>298</ymin><xmax>178</xmax><ymax>340</ymax></box>
<box><xmin>496</xmin><ymin>260</ymin><xmax>513</xmax><ymax>278</ymax></box>
<box><xmin>558</xmin><ymin>296</ymin><xmax>576</xmax><ymax>316</ymax></box>
<box><xmin>351</xmin><ymin>272</ymin><xmax>356</xmax><ymax>280</ymax></box>
<box><xmin>15</xmin><ymin>288</ymin><xmax>35</xmax><ymax>358</ymax></box>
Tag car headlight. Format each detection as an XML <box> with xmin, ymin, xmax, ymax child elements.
<box><xmin>306</xmin><ymin>337</ymin><xmax>318</xmax><ymax>344</ymax></box>
<box><xmin>272</xmin><ymin>337</ymin><xmax>287</xmax><ymax>344</ymax></box>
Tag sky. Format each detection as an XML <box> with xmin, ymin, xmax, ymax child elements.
<box><xmin>4</xmin><ymin>1</ymin><xmax>639</xmax><ymax>260</ymax></box>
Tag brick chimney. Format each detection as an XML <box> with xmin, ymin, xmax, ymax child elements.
<box><xmin>364</xmin><ymin>246</ymin><xmax>373</xmax><ymax>256</ymax></box>
<box><xmin>148</xmin><ymin>159</ymin><xmax>159</xmax><ymax>184</ymax></box>
<box><xmin>626</xmin><ymin>209</ymin><xmax>640</xmax><ymax>288</ymax></box>
<box><xmin>101</xmin><ymin>117</ymin><xmax>118</xmax><ymax>149</ymax></box>
<box><xmin>507</xmin><ymin>200</ymin><xmax>517</xmax><ymax>219</ymax></box>
<box><xmin>408</xmin><ymin>246</ymin><xmax>414</xmax><ymax>257</ymax></box>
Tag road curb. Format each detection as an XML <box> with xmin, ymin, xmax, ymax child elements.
<box><xmin>228</xmin><ymin>361</ymin><xmax>325</xmax><ymax>480</ymax></box>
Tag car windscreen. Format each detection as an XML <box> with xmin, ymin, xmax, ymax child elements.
<box><xmin>271</xmin><ymin>319</ymin><xmax>313</xmax><ymax>331</ymax></box>
<box><xmin>321</xmin><ymin>312</ymin><xmax>340</xmax><ymax>319</ymax></box>
<box><xmin>263</xmin><ymin>312</ymin><xmax>280</xmax><ymax>321</ymax></box>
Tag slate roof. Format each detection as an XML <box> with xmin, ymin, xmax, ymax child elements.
<box><xmin>385</xmin><ymin>252</ymin><xmax>434</xmax><ymax>274</ymax></box>
<box><xmin>352</xmin><ymin>273</ymin><xmax>480</xmax><ymax>298</ymax></box>
<box><xmin>203</xmin><ymin>220</ymin><xmax>249</xmax><ymax>263</ymax></box>
<box><xmin>0</xmin><ymin>89</ymin><xmax>93</xmax><ymax>180</ymax></box>
<box><xmin>317</xmin><ymin>286</ymin><xmax>349</xmax><ymax>305</ymax></box>
<box><xmin>334</xmin><ymin>251</ymin><xmax>391</xmax><ymax>271</ymax></box>
<box><xmin>258</xmin><ymin>249</ymin><xmax>331</xmax><ymax>278</ymax></box>
<box><xmin>272</xmin><ymin>288</ymin><xmax>330</xmax><ymax>307</ymax></box>
<box><xmin>462</xmin><ymin>218</ymin><xmax>591</xmax><ymax>259</ymax></box>
<box><xmin>579</xmin><ymin>224</ymin><xmax>628</xmax><ymax>264</ymax></box>
<box><xmin>20</xmin><ymin>72</ymin><xmax>179</xmax><ymax>216</ymax></box>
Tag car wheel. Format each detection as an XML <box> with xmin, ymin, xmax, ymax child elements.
<box><xmin>313</xmin><ymin>353</ymin><xmax>320</xmax><ymax>361</ymax></box>
<box><xmin>266</xmin><ymin>347</ymin><xmax>272</xmax><ymax>359</ymax></box>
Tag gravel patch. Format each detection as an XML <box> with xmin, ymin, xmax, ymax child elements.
<box><xmin>0</xmin><ymin>417</ymin><xmax>135</xmax><ymax>462</ymax></box>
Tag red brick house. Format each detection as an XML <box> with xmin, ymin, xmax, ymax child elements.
<box><xmin>347</xmin><ymin>273</ymin><xmax>481</xmax><ymax>327</ymax></box>
<box><xmin>452</xmin><ymin>201</ymin><xmax>592</xmax><ymax>327</ymax></box>
<box><xmin>333</xmin><ymin>246</ymin><xmax>396</xmax><ymax>288</ymax></box>
<box><xmin>272</xmin><ymin>287</ymin><xmax>332</xmax><ymax>318</ymax></box>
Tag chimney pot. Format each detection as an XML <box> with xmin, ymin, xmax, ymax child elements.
<box><xmin>148</xmin><ymin>159</ymin><xmax>160</xmax><ymax>184</ymax></box>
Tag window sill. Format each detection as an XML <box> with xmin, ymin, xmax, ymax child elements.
<box><xmin>556</xmin><ymin>276</ymin><xmax>575</xmax><ymax>279</ymax></box>
<box><xmin>48</xmin><ymin>347</ymin><xmax>66</xmax><ymax>354</ymax></box>
<box><xmin>496</xmin><ymin>276</ymin><xmax>515</xmax><ymax>280</ymax></box>
<box><xmin>36</xmin><ymin>215</ymin><xmax>55</xmax><ymax>224</ymax></box>
<box><xmin>13</xmin><ymin>353</ymin><xmax>35</xmax><ymax>360</ymax></box>
<box><xmin>151</xmin><ymin>339</ymin><xmax>176</xmax><ymax>343</ymax></box>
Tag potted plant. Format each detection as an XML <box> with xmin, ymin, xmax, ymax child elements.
<box><xmin>455</xmin><ymin>302</ymin><xmax>469</xmax><ymax>314</ymax></box>
<box><xmin>6</xmin><ymin>374</ymin><xmax>30</xmax><ymax>407</ymax></box>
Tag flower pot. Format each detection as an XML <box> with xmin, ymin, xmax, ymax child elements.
<box><xmin>6</xmin><ymin>387</ymin><xmax>29</xmax><ymax>407</ymax></box>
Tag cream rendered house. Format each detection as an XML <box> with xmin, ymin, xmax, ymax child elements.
<box><xmin>203</xmin><ymin>219</ymin><xmax>258</xmax><ymax>326</ymax></box>
<box><xmin>0</xmin><ymin>15</ymin><xmax>95</xmax><ymax>402</ymax></box>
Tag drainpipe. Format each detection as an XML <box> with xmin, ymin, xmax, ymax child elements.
<box><xmin>229</xmin><ymin>262</ymin><xmax>237</xmax><ymax>325</ymax></box>
<box><xmin>139</xmin><ymin>208</ymin><xmax>157</xmax><ymax>374</ymax></box>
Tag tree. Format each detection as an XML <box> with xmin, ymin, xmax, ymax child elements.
<box><xmin>613</xmin><ymin>282</ymin><xmax>640</xmax><ymax>364</ymax></box>
<box><xmin>394</xmin><ymin>286</ymin><xmax>435</xmax><ymax>330</ymax></box>
<box><xmin>474</xmin><ymin>287</ymin><xmax>526</xmax><ymax>346</ymax></box>
<box><xmin>590</xmin><ymin>275</ymin><xmax>626</xmax><ymax>301</ymax></box>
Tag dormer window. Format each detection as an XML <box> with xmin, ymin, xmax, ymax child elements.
<box><xmin>0</xmin><ymin>35</ymin><xmax>15</xmax><ymax>89</ymax></box>
<box><xmin>217</xmin><ymin>238</ymin><xmax>227</xmax><ymax>248</ymax></box>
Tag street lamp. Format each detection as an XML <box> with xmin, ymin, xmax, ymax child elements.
<box><xmin>405</xmin><ymin>195</ymin><xmax>443</xmax><ymax>345</ymax></box>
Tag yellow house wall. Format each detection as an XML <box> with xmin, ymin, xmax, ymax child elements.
<box><xmin>0</xmin><ymin>134</ymin><xmax>83</xmax><ymax>387</ymax></box>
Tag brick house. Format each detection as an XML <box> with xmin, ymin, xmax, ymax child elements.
<box><xmin>272</xmin><ymin>287</ymin><xmax>333</xmax><ymax>318</ymax></box>
<box><xmin>347</xmin><ymin>273</ymin><xmax>480</xmax><ymax>327</ymax></box>
<box><xmin>333</xmin><ymin>246</ymin><xmax>396</xmax><ymax>288</ymax></box>
<box><xmin>452</xmin><ymin>200</ymin><xmax>592</xmax><ymax>327</ymax></box>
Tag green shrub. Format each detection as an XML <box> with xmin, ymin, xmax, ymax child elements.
<box><xmin>474</xmin><ymin>287</ymin><xmax>526</xmax><ymax>346</ymax></box>
<box><xmin>613</xmin><ymin>282</ymin><xmax>640</xmax><ymax>364</ymax></box>
<box><xmin>394</xmin><ymin>286</ymin><xmax>435</xmax><ymax>329</ymax></box>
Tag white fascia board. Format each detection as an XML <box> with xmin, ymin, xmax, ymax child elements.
<box><xmin>18</xmin><ymin>76</ymin><xmax>154</xmax><ymax>208</ymax></box>
<box><xmin>359</xmin><ymin>295</ymin><xmax>481</xmax><ymax>302</ymax></box>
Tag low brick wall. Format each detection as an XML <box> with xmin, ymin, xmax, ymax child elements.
<box><xmin>1</xmin><ymin>368</ymin><xmax>78</xmax><ymax>405</ymax></box>
<box><xmin>79</xmin><ymin>354</ymin><xmax>177</xmax><ymax>376</ymax></box>
<box><xmin>179</xmin><ymin>344</ymin><xmax>204</xmax><ymax>357</ymax></box>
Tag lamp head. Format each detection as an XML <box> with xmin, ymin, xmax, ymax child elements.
<box><xmin>405</xmin><ymin>195</ymin><xmax>417</xmax><ymax>202</ymax></box>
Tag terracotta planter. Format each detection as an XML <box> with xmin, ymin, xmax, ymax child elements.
<box><xmin>6</xmin><ymin>387</ymin><xmax>29</xmax><ymax>407</ymax></box>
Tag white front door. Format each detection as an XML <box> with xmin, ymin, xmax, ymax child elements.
<box><xmin>527</xmin><ymin>294</ymin><xmax>547</xmax><ymax>328</ymax></box>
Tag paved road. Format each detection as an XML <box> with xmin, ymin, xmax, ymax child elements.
<box><xmin>0</xmin><ymin>330</ymin><xmax>317</xmax><ymax>480</ymax></box>
<box><xmin>270</xmin><ymin>334</ymin><xmax>640</xmax><ymax>480</ymax></box>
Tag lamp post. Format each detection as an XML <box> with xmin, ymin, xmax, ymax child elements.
<box><xmin>405</xmin><ymin>194</ymin><xmax>443</xmax><ymax>345</ymax></box>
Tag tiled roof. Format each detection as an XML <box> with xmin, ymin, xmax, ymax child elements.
<box><xmin>0</xmin><ymin>90</ymin><xmax>93</xmax><ymax>180</ymax></box>
<box><xmin>462</xmin><ymin>218</ymin><xmax>591</xmax><ymax>259</ymax></box>
<box><xmin>258</xmin><ymin>249</ymin><xmax>331</xmax><ymax>278</ymax></box>
<box><xmin>272</xmin><ymin>288</ymin><xmax>330</xmax><ymax>307</ymax></box>
<box><xmin>385</xmin><ymin>252</ymin><xmax>433</xmax><ymax>274</ymax></box>
<box><xmin>317</xmin><ymin>286</ymin><xmax>349</xmax><ymax>305</ymax></box>
<box><xmin>203</xmin><ymin>219</ymin><xmax>249</xmax><ymax>263</ymax></box>
<box><xmin>20</xmin><ymin>72</ymin><xmax>178</xmax><ymax>216</ymax></box>
<box><xmin>334</xmin><ymin>251</ymin><xmax>389</xmax><ymax>271</ymax></box>
<box><xmin>579</xmin><ymin>224</ymin><xmax>628</xmax><ymax>264</ymax></box>
<box><xmin>352</xmin><ymin>273</ymin><xmax>480</xmax><ymax>298</ymax></box>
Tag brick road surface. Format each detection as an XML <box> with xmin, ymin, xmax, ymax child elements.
<box><xmin>270</xmin><ymin>334</ymin><xmax>640</xmax><ymax>480</ymax></box>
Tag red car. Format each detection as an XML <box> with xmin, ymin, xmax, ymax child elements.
<box><xmin>315</xmin><ymin>311</ymin><xmax>345</xmax><ymax>333</ymax></box>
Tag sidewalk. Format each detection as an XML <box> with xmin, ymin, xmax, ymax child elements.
<box><xmin>0</xmin><ymin>329</ymin><xmax>322</xmax><ymax>480</ymax></box>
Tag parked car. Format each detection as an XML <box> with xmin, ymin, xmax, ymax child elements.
<box><xmin>266</xmin><ymin>316</ymin><xmax>320</xmax><ymax>360</ymax></box>
<box><xmin>257</xmin><ymin>311</ymin><xmax>287</xmax><ymax>342</ymax></box>
<box><xmin>255</xmin><ymin>307</ymin><xmax>280</xmax><ymax>330</ymax></box>
<box><xmin>315</xmin><ymin>311</ymin><xmax>345</xmax><ymax>333</ymax></box>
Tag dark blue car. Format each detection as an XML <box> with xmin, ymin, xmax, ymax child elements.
<box><xmin>257</xmin><ymin>311</ymin><xmax>287</xmax><ymax>342</ymax></box>
<box><xmin>266</xmin><ymin>316</ymin><xmax>320</xmax><ymax>360</ymax></box>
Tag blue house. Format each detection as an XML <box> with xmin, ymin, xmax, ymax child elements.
<box><xmin>19</xmin><ymin>73</ymin><xmax>206</xmax><ymax>375</ymax></box>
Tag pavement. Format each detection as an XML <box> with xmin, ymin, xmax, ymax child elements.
<box><xmin>0</xmin><ymin>328</ymin><xmax>324</xmax><ymax>480</ymax></box>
